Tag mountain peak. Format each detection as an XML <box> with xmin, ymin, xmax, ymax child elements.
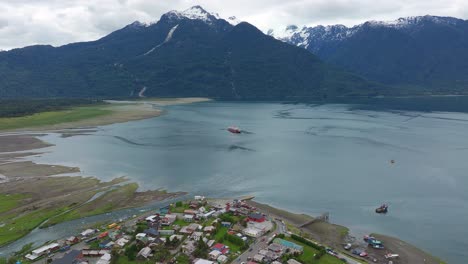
<box><xmin>162</xmin><ymin>5</ymin><xmax>220</xmax><ymax>24</ymax></box>
<box><xmin>180</xmin><ymin>5</ymin><xmax>220</xmax><ymax>21</ymax></box>
<box><xmin>160</xmin><ymin>6</ymin><xmax>243</xmax><ymax>26</ymax></box>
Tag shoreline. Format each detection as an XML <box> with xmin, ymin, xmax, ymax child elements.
<box><xmin>248</xmin><ymin>200</ymin><xmax>445</xmax><ymax>264</ymax></box>
<box><xmin>0</xmin><ymin>98</ymin><xmax>211</xmax><ymax>247</ymax></box>
<box><xmin>0</xmin><ymin>97</ymin><xmax>211</xmax><ymax>133</ymax></box>
<box><xmin>0</xmin><ymin>98</ymin><xmax>445</xmax><ymax>263</ymax></box>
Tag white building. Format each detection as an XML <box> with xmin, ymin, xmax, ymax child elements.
<box><xmin>209</xmin><ymin>250</ymin><xmax>221</xmax><ymax>260</ymax></box>
<box><xmin>138</xmin><ymin>247</ymin><xmax>152</xmax><ymax>259</ymax></box>
<box><xmin>194</xmin><ymin>259</ymin><xmax>214</xmax><ymax>264</ymax></box>
<box><xmin>287</xmin><ymin>259</ymin><xmax>302</xmax><ymax>264</ymax></box>
<box><xmin>115</xmin><ymin>238</ymin><xmax>129</xmax><ymax>247</ymax></box>
<box><xmin>96</xmin><ymin>253</ymin><xmax>112</xmax><ymax>264</ymax></box>
<box><xmin>136</xmin><ymin>233</ymin><xmax>147</xmax><ymax>240</ymax></box>
<box><xmin>243</xmin><ymin>227</ymin><xmax>263</xmax><ymax>238</ymax></box>
<box><xmin>217</xmin><ymin>255</ymin><xmax>228</xmax><ymax>263</ymax></box>
<box><xmin>184</xmin><ymin>214</ymin><xmax>194</xmax><ymax>222</ymax></box>
<box><xmin>80</xmin><ymin>229</ymin><xmax>96</xmax><ymax>237</ymax></box>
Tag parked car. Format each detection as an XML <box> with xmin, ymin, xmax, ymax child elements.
<box><xmin>343</xmin><ymin>243</ymin><xmax>352</xmax><ymax>250</ymax></box>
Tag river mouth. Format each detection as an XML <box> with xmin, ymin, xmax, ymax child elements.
<box><xmin>4</xmin><ymin>100</ymin><xmax>468</xmax><ymax>264</ymax></box>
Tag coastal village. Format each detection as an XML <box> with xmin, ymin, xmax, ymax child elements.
<box><xmin>12</xmin><ymin>197</ymin><xmax>402</xmax><ymax>264</ymax></box>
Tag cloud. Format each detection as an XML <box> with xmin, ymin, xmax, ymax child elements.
<box><xmin>0</xmin><ymin>0</ymin><xmax>467</xmax><ymax>50</ymax></box>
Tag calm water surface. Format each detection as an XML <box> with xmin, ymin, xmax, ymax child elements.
<box><xmin>5</xmin><ymin>102</ymin><xmax>468</xmax><ymax>263</ymax></box>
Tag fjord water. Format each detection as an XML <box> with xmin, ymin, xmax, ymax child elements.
<box><xmin>32</xmin><ymin>102</ymin><xmax>468</xmax><ymax>263</ymax></box>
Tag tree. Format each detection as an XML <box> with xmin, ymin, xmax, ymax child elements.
<box><xmin>125</xmin><ymin>244</ymin><xmax>138</xmax><ymax>261</ymax></box>
<box><xmin>176</xmin><ymin>201</ymin><xmax>183</xmax><ymax>207</ymax></box>
<box><xmin>153</xmin><ymin>246</ymin><xmax>171</xmax><ymax>262</ymax></box>
<box><xmin>193</xmin><ymin>237</ymin><xmax>209</xmax><ymax>258</ymax></box>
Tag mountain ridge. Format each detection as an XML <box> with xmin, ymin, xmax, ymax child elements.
<box><xmin>0</xmin><ymin>6</ymin><xmax>383</xmax><ymax>99</ymax></box>
<box><xmin>269</xmin><ymin>15</ymin><xmax>468</xmax><ymax>91</ymax></box>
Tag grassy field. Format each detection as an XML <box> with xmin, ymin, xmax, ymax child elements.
<box><xmin>213</xmin><ymin>227</ymin><xmax>242</xmax><ymax>253</ymax></box>
<box><xmin>0</xmin><ymin>105</ymin><xmax>111</xmax><ymax>130</ymax></box>
<box><xmin>0</xmin><ymin>207</ymin><xmax>68</xmax><ymax>246</ymax></box>
<box><xmin>44</xmin><ymin>183</ymin><xmax>139</xmax><ymax>227</ymax></box>
<box><xmin>284</xmin><ymin>237</ymin><xmax>344</xmax><ymax>264</ymax></box>
<box><xmin>0</xmin><ymin>194</ymin><xmax>29</xmax><ymax>214</ymax></box>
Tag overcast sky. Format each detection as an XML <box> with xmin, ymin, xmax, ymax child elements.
<box><xmin>1</xmin><ymin>0</ymin><xmax>467</xmax><ymax>50</ymax></box>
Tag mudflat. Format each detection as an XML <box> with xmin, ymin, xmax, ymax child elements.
<box><xmin>0</xmin><ymin>135</ymin><xmax>51</xmax><ymax>152</ymax></box>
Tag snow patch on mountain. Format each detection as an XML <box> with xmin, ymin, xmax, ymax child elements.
<box><xmin>143</xmin><ymin>24</ymin><xmax>179</xmax><ymax>56</ymax></box>
<box><xmin>269</xmin><ymin>15</ymin><xmax>466</xmax><ymax>52</ymax></box>
<box><xmin>161</xmin><ymin>5</ymin><xmax>242</xmax><ymax>27</ymax></box>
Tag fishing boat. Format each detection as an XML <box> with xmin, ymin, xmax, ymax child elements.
<box><xmin>375</xmin><ymin>204</ymin><xmax>388</xmax><ymax>214</ymax></box>
<box><xmin>227</xmin><ymin>126</ymin><xmax>241</xmax><ymax>134</ymax></box>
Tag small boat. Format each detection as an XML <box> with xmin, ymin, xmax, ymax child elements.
<box><xmin>228</xmin><ymin>126</ymin><xmax>241</xmax><ymax>134</ymax></box>
<box><xmin>375</xmin><ymin>204</ymin><xmax>388</xmax><ymax>214</ymax></box>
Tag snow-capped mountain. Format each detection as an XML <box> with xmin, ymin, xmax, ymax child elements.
<box><xmin>269</xmin><ymin>15</ymin><xmax>467</xmax><ymax>52</ymax></box>
<box><xmin>0</xmin><ymin>5</ymin><xmax>379</xmax><ymax>99</ymax></box>
<box><xmin>126</xmin><ymin>5</ymin><xmax>241</xmax><ymax>28</ymax></box>
<box><xmin>268</xmin><ymin>15</ymin><xmax>468</xmax><ymax>90</ymax></box>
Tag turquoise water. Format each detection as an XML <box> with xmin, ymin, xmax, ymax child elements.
<box><xmin>7</xmin><ymin>102</ymin><xmax>468</xmax><ymax>263</ymax></box>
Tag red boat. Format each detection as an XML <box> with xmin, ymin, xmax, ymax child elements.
<box><xmin>228</xmin><ymin>126</ymin><xmax>241</xmax><ymax>134</ymax></box>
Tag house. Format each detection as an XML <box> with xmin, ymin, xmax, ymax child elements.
<box><xmin>253</xmin><ymin>254</ymin><xmax>264</xmax><ymax>262</ymax></box>
<box><xmin>161</xmin><ymin>214</ymin><xmax>177</xmax><ymax>225</ymax></box>
<box><xmin>136</xmin><ymin>233</ymin><xmax>147</xmax><ymax>240</ymax></box>
<box><xmin>248</xmin><ymin>213</ymin><xmax>266</xmax><ymax>222</ymax></box>
<box><xmin>184</xmin><ymin>214</ymin><xmax>195</xmax><ymax>222</ymax></box>
<box><xmin>268</xmin><ymin>243</ymin><xmax>283</xmax><ymax>253</ymax></box>
<box><xmin>273</xmin><ymin>239</ymin><xmax>303</xmax><ymax>252</ymax></box>
<box><xmin>217</xmin><ymin>255</ymin><xmax>228</xmax><ymax>263</ymax></box>
<box><xmin>146</xmin><ymin>215</ymin><xmax>160</xmax><ymax>224</ymax></box>
<box><xmin>209</xmin><ymin>250</ymin><xmax>221</xmax><ymax>260</ymax></box>
<box><xmin>169</xmin><ymin>235</ymin><xmax>184</xmax><ymax>242</ymax></box>
<box><xmin>51</xmin><ymin>250</ymin><xmax>83</xmax><ymax>264</ymax></box>
<box><xmin>202</xmin><ymin>211</ymin><xmax>216</xmax><ymax>219</ymax></box>
<box><xmin>221</xmin><ymin>222</ymin><xmax>231</xmax><ymax>228</ymax></box>
<box><xmin>108</xmin><ymin>230</ymin><xmax>121</xmax><ymax>240</ymax></box>
<box><xmin>184</xmin><ymin>209</ymin><xmax>198</xmax><ymax>215</ymax></box>
<box><xmin>211</xmin><ymin>243</ymin><xmax>229</xmax><ymax>255</ymax></box>
<box><xmin>194</xmin><ymin>195</ymin><xmax>205</xmax><ymax>201</ymax></box>
<box><xmin>26</xmin><ymin>243</ymin><xmax>61</xmax><ymax>260</ymax></box>
<box><xmin>204</xmin><ymin>226</ymin><xmax>215</xmax><ymax>233</ymax></box>
<box><xmin>182</xmin><ymin>240</ymin><xmax>196</xmax><ymax>255</ymax></box>
<box><xmin>115</xmin><ymin>238</ymin><xmax>129</xmax><ymax>247</ymax></box>
<box><xmin>265</xmin><ymin>251</ymin><xmax>279</xmax><ymax>261</ymax></box>
<box><xmin>96</xmin><ymin>253</ymin><xmax>112</xmax><ymax>264</ymax></box>
<box><xmin>80</xmin><ymin>229</ymin><xmax>96</xmax><ymax>237</ymax></box>
<box><xmin>159</xmin><ymin>229</ymin><xmax>175</xmax><ymax>236</ymax></box>
<box><xmin>98</xmin><ymin>232</ymin><xmax>109</xmax><ymax>239</ymax></box>
<box><xmin>194</xmin><ymin>259</ymin><xmax>214</xmax><ymax>264</ymax></box>
<box><xmin>108</xmin><ymin>223</ymin><xmax>118</xmax><ymax>229</ymax></box>
<box><xmin>180</xmin><ymin>223</ymin><xmax>201</xmax><ymax>234</ymax></box>
<box><xmin>190</xmin><ymin>201</ymin><xmax>200</xmax><ymax>209</ymax></box>
<box><xmin>287</xmin><ymin>259</ymin><xmax>302</xmax><ymax>264</ymax></box>
<box><xmin>66</xmin><ymin>236</ymin><xmax>80</xmax><ymax>244</ymax></box>
<box><xmin>144</xmin><ymin>228</ymin><xmax>159</xmax><ymax>237</ymax></box>
<box><xmin>99</xmin><ymin>240</ymin><xmax>113</xmax><ymax>249</ymax></box>
<box><xmin>272</xmin><ymin>261</ymin><xmax>283</xmax><ymax>264</ymax></box>
<box><xmin>211</xmin><ymin>243</ymin><xmax>226</xmax><ymax>252</ymax></box>
<box><xmin>207</xmin><ymin>240</ymin><xmax>215</xmax><ymax>247</ymax></box>
<box><xmin>137</xmin><ymin>247</ymin><xmax>152</xmax><ymax>259</ymax></box>
<box><xmin>191</xmin><ymin>231</ymin><xmax>204</xmax><ymax>241</ymax></box>
<box><xmin>243</xmin><ymin>227</ymin><xmax>263</xmax><ymax>238</ymax></box>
